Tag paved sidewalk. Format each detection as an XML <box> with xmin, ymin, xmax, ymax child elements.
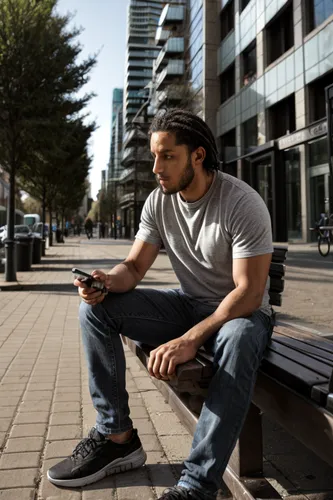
<box><xmin>0</xmin><ymin>238</ymin><xmax>332</xmax><ymax>500</ymax></box>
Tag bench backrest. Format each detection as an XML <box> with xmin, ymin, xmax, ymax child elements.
<box><xmin>269</xmin><ymin>246</ymin><xmax>288</xmax><ymax>307</ymax></box>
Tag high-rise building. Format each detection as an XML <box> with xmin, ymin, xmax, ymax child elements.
<box><xmin>124</xmin><ymin>0</ymin><xmax>163</xmax><ymax>129</ymax></box>
<box><xmin>217</xmin><ymin>0</ymin><xmax>333</xmax><ymax>242</ymax></box>
<box><xmin>108</xmin><ymin>88</ymin><xmax>124</xmax><ymax>181</ymax></box>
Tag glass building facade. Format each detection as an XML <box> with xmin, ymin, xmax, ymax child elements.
<box><xmin>217</xmin><ymin>0</ymin><xmax>333</xmax><ymax>241</ymax></box>
<box><xmin>124</xmin><ymin>1</ymin><xmax>163</xmax><ymax>128</ymax></box>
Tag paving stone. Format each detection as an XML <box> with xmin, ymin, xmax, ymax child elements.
<box><xmin>0</xmin><ymin>433</ymin><xmax>5</xmax><ymax>449</ymax></box>
<box><xmin>44</xmin><ymin>439</ymin><xmax>79</xmax><ymax>459</ymax></box>
<box><xmin>129</xmin><ymin>406</ymin><xmax>149</xmax><ymax>419</ymax></box>
<box><xmin>0</xmin><ymin>451</ymin><xmax>40</xmax><ymax>469</ymax></box>
<box><xmin>22</xmin><ymin>390</ymin><xmax>53</xmax><ymax>402</ymax></box>
<box><xmin>146</xmin><ymin>452</ymin><xmax>177</xmax><ymax>497</ymax></box>
<box><xmin>50</xmin><ymin>412</ymin><xmax>81</xmax><ymax>426</ymax></box>
<box><xmin>38</xmin><ymin>474</ymin><xmax>81</xmax><ymax>500</ymax></box>
<box><xmin>141</xmin><ymin>434</ymin><xmax>163</xmax><ymax>452</ymax></box>
<box><xmin>53</xmin><ymin>392</ymin><xmax>81</xmax><ymax>402</ymax></box>
<box><xmin>0</xmin><ymin>396</ymin><xmax>21</xmax><ymax>407</ymax></box>
<box><xmin>0</xmin><ymin>468</ymin><xmax>38</xmax><ymax>488</ymax></box>
<box><xmin>82</xmin><ymin>475</ymin><xmax>116</xmax><ymax>499</ymax></box>
<box><xmin>52</xmin><ymin>401</ymin><xmax>81</xmax><ymax>413</ymax></box>
<box><xmin>159</xmin><ymin>435</ymin><xmax>192</xmax><ymax>463</ymax></box>
<box><xmin>47</xmin><ymin>424</ymin><xmax>81</xmax><ymax>441</ymax></box>
<box><xmin>5</xmin><ymin>437</ymin><xmax>44</xmax><ymax>453</ymax></box>
<box><xmin>0</xmin><ymin>407</ymin><xmax>16</xmax><ymax>419</ymax></box>
<box><xmin>141</xmin><ymin>391</ymin><xmax>173</xmax><ymax>413</ymax></box>
<box><xmin>10</xmin><ymin>423</ymin><xmax>47</xmax><ymax>438</ymax></box>
<box><xmin>14</xmin><ymin>411</ymin><xmax>49</xmax><ymax>424</ymax></box>
<box><xmin>115</xmin><ymin>466</ymin><xmax>155</xmax><ymax>500</ymax></box>
<box><xmin>134</xmin><ymin>377</ymin><xmax>156</xmax><ymax>391</ymax></box>
<box><xmin>149</xmin><ymin>412</ymin><xmax>187</xmax><ymax>436</ymax></box>
<box><xmin>19</xmin><ymin>400</ymin><xmax>51</xmax><ymax>413</ymax></box>
<box><xmin>0</xmin><ymin>488</ymin><xmax>35</xmax><ymax>500</ymax></box>
<box><xmin>0</xmin><ymin>419</ymin><xmax>12</xmax><ymax>432</ymax></box>
<box><xmin>133</xmin><ymin>418</ymin><xmax>156</xmax><ymax>435</ymax></box>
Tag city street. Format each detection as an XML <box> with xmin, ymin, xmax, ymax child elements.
<box><xmin>0</xmin><ymin>237</ymin><xmax>333</xmax><ymax>499</ymax></box>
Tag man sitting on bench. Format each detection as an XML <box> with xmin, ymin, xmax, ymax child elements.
<box><xmin>48</xmin><ymin>109</ymin><xmax>274</xmax><ymax>500</ymax></box>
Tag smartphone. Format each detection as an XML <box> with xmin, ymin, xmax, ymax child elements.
<box><xmin>71</xmin><ymin>268</ymin><xmax>105</xmax><ymax>291</ymax></box>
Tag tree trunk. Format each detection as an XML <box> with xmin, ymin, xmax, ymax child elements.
<box><xmin>5</xmin><ymin>165</ymin><xmax>17</xmax><ymax>281</ymax></box>
<box><xmin>48</xmin><ymin>206</ymin><xmax>53</xmax><ymax>246</ymax></box>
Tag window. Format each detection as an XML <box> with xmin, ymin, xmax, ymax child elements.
<box><xmin>308</xmin><ymin>70</ymin><xmax>333</xmax><ymax>123</ymax></box>
<box><xmin>309</xmin><ymin>137</ymin><xmax>328</xmax><ymax>167</ymax></box>
<box><xmin>242</xmin><ymin>116</ymin><xmax>258</xmax><ymax>154</ymax></box>
<box><xmin>242</xmin><ymin>42</ymin><xmax>256</xmax><ymax>87</ymax></box>
<box><xmin>268</xmin><ymin>94</ymin><xmax>296</xmax><ymax>140</ymax></box>
<box><xmin>305</xmin><ymin>0</ymin><xmax>333</xmax><ymax>32</ymax></box>
<box><xmin>266</xmin><ymin>2</ymin><xmax>294</xmax><ymax>66</ymax></box>
<box><xmin>220</xmin><ymin>0</ymin><xmax>234</xmax><ymax>41</ymax></box>
<box><xmin>220</xmin><ymin>129</ymin><xmax>237</xmax><ymax>163</ymax></box>
<box><xmin>240</xmin><ymin>0</ymin><xmax>251</xmax><ymax>12</ymax></box>
<box><xmin>220</xmin><ymin>64</ymin><xmax>235</xmax><ymax>104</ymax></box>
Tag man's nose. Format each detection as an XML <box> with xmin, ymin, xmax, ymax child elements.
<box><xmin>152</xmin><ymin>158</ymin><xmax>163</xmax><ymax>175</ymax></box>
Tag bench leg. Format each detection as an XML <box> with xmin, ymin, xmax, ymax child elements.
<box><xmin>228</xmin><ymin>403</ymin><xmax>263</xmax><ymax>477</ymax></box>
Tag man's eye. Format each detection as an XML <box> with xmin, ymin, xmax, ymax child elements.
<box><xmin>165</xmin><ymin>155</ymin><xmax>172</xmax><ymax>160</ymax></box>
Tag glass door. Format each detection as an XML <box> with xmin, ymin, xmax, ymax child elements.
<box><xmin>251</xmin><ymin>159</ymin><xmax>273</xmax><ymax>221</ymax></box>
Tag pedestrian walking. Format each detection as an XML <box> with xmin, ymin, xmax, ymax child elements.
<box><xmin>84</xmin><ymin>217</ymin><xmax>93</xmax><ymax>239</ymax></box>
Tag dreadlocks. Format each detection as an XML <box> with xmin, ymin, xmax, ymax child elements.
<box><xmin>149</xmin><ymin>109</ymin><xmax>219</xmax><ymax>172</ymax></box>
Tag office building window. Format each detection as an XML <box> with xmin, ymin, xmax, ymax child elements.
<box><xmin>308</xmin><ymin>70</ymin><xmax>333</xmax><ymax>123</ymax></box>
<box><xmin>268</xmin><ymin>94</ymin><xmax>296</xmax><ymax>139</ymax></box>
<box><xmin>266</xmin><ymin>2</ymin><xmax>294</xmax><ymax>66</ymax></box>
<box><xmin>305</xmin><ymin>0</ymin><xmax>333</xmax><ymax>32</ymax></box>
<box><xmin>309</xmin><ymin>137</ymin><xmax>328</xmax><ymax>167</ymax></box>
<box><xmin>242</xmin><ymin>116</ymin><xmax>258</xmax><ymax>154</ymax></box>
<box><xmin>240</xmin><ymin>0</ymin><xmax>251</xmax><ymax>12</ymax></box>
<box><xmin>220</xmin><ymin>64</ymin><xmax>235</xmax><ymax>104</ymax></box>
<box><xmin>220</xmin><ymin>128</ymin><xmax>237</xmax><ymax>163</ymax></box>
<box><xmin>242</xmin><ymin>42</ymin><xmax>256</xmax><ymax>87</ymax></box>
<box><xmin>220</xmin><ymin>0</ymin><xmax>234</xmax><ymax>41</ymax></box>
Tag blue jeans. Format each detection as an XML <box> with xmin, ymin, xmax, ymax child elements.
<box><xmin>79</xmin><ymin>288</ymin><xmax>274</xmax><ymax>500</ymax></box>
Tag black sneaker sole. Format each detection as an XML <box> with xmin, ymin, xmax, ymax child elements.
<box><xmin>47</xmin><ymin>447</ymin><xmax>147</xmax><ymax>488</ymax></box>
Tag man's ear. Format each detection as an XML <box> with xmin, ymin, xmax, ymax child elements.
<box><xmin>194</xmin><ymin>147</ymin><xmax>206</xmax><ymax>164</ymax></box>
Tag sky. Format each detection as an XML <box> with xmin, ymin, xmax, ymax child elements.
<box><xmin>56</xmin><ymin>0</ymin><xmax>129</xmax><ymax>199</ymax></box>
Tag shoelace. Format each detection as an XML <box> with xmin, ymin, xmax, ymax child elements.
<box><xmin>161</xmin><ymin>486</ymin><xmax>204</xmax><ymax>500</ymax></box>
<box><xmin>72</xmin><ymin>430</ymin><xmax>101</xmax><ymax>459</ymax></box>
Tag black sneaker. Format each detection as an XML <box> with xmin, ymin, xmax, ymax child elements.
<box><xmin>47</xmin><ymin>427</ymin><xmax>146</xmax><ymax>487</ymax></box>
<box><xmin>159</xmin><ymin>486</ymin><xmax>206</xmax><ymax>500</ymax></box>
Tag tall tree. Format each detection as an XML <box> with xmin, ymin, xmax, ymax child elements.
<box><xmin>0</xmin><ymin>0</ymin><xmax>96</xmax><ymax>280</ymax></box>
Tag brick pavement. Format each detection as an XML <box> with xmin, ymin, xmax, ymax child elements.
<box><xmin>0</xmin><ymin>238</ymin><xmax>332</xmax><ymax>500</ymax></box>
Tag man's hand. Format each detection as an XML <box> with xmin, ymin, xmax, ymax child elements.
<box><xmin>148</xmin><ymin>337</ymin><xmax>198</xmax><ymax>380</ymax></box>
<box><xmin>74</xmin><ymin>269</ymin><xmax>109</xmax><ymax>306</ymax></box>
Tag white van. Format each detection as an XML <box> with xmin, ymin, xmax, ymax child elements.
<box><xmin>24</xmin><ymin>213</ymin><xmax>40</xmax><ymax>228</ymax></box>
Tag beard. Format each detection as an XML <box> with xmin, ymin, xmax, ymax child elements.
<box><xmin>157</xmin><ymin>156</ymin><xmax>195</xmax><ymax>195</ymax></box>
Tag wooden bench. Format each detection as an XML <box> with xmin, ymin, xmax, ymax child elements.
<box><xmin>123</xmin><ymin>246</ymin><xmax>333</xmax><ymax>499</ymax></box>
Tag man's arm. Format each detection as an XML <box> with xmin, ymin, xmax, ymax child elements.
<box><xmin>76</xmin><ymin>239</ymin><xmax>161</xmax><ymax>305</ymax></box>
<box><xmin>105</xmin><ymin>238</ymin><xmax>161</xmax><ymax>293</ymax></box>
<box><xmin>148</xmin><ymin>253</ymin><xmax>272</xmax><ymax>379</ymax></box>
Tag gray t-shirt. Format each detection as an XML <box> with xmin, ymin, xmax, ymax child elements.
<box><xmin>136</xmin><ymin>171</ymin><xmax>273</xmax><ymax>316</ymax></box>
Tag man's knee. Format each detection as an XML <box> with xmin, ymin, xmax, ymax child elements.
<box><xmin>214</xmin><ymin>315</ymin><xmax>268</xmax><ymax>360</ymax></box>
<box><xmin>79</xmin><ymin>301</ymin><xmax>104</xmax><ymax>329</ymax></box>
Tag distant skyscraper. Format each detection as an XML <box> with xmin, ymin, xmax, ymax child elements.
<box><xmin>108</xmin><ymin>88</ymin><xmax>124</xmax><ymax>181</ymax></box>
<box><xmin>124</xmin><ymin>0</ymin><xmax>163</xmax><ymax>129</ymax></box>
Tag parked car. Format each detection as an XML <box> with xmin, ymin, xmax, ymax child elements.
<box><xmin>32</xmin><ymin>222</ymin><xmax>49</xmax><ymax>237</ymax></box>
<box><xmin>0</xmin><ymin>224</ymin><xmax>33</xmax><ymax>243</ymax></box>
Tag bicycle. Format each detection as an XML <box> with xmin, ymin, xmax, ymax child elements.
<box><xmin>310</xmin><ymin>224</ymin><xmax>332</xmax><ymax>257</ymax></box>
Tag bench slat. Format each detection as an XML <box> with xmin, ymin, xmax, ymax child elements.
<box><xmin>273</xmin><ymin>332</ymin><xmax>333</xmax><ymax>365</ymax></box>
<box><xmin>268</xmin><ymin>340</ymin><xmax>333</xmax><ymax>378</ymax></box>
<box><xmin>261</xmin><ymin>350</ymin><xmax>328</xmax><ymax>397</ymax></box>
<box><xmin>274</xmin><ymin>324</ymin><xmax>333</xmax><ymax>354</ymax></box>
